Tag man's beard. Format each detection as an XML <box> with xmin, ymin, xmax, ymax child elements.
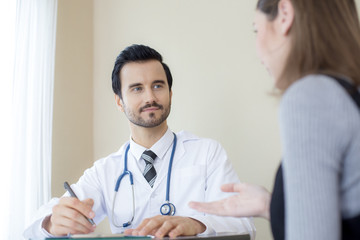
<box><xmin>124</xmin><ymin>101</ymin><xmax>171</xmax><ymax>128</ymax></box>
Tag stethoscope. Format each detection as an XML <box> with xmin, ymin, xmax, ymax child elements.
<box><xmin>111</xmin><ymin>133</ymin><xmax>177</xmax><ymax>228</ymax></box>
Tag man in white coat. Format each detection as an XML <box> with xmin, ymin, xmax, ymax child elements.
<box><xmin>23</xmin><ymin>44</ymin><xmax>255</xmax><ymax>239</ymax></box>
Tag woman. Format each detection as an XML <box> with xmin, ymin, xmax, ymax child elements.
<box><xmin>189</xmin><ymin>0</ymin><xmax>360</xmax><ymax>239</ymax></box>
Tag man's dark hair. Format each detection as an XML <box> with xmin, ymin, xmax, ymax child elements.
<box><xmin>111</xmin><ymin>44</ymin><xmax>173</xmax><ymax>98</ymax></box>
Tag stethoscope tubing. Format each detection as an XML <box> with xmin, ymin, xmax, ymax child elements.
<box><xmin>165</xmin><ymin>133</ymin><xmax>177</xmax><ymax>202</ymax></box>
<box><xmin>112</xmin><ymin>133</ymin><xmax>177</xmax><ymax>228</ymax></box>
<box><xmin>114</xmin><ymin>145</ymin><xmax>133</xmax><ymax>191</ymax></box>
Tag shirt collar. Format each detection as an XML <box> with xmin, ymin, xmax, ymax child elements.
<box><xmin>129</xmin><ymin>128</ymin><xmax>174</xmax><ymax>162</ymax></box>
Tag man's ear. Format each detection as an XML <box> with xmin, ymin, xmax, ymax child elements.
<box><xmin>278</xmin><ymin>0</ymin><xmax>294</xmax><ymax>35</ymax></box>
<box><xmin>115</xmin><ymin>94</ymin><xmax>124</xmax><ymax>112</ymax></box>
<box><xmin>169</xmin><ymin>90</ymin><xmax>173</xmax><ymax>105</ymax></box>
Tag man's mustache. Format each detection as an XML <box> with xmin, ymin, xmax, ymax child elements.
<box><xmin>140</xmin><ymin>102</ymin><xmax>164</xmax><ymax>112</ymax></box>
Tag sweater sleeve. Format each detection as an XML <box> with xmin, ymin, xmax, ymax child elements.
<box><xmin>279</xmin><ymin>75</ymin><xmax>355</xmax><ymax>240</ymax></box>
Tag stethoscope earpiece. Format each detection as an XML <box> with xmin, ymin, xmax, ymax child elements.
<box><xmin>160</xmin><ymin>202</ymin><xmax>176</xmax><ymax>216</ymax></box>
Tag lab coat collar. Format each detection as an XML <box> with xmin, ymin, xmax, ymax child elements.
<box><xmin>124</xmin><ymin>129</ymin><xmax>188</xmax><ymax>191</ymax></box>
<box><xmin>129</xmin><ymin>128</ymin><xmax>174</xmax><ymax>163</ymax></box>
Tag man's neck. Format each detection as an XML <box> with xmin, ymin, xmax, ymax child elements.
<box><xmin>130</xmin><ymin>122</ymin><xmax>168</xmax><ymax>149</ymax></box>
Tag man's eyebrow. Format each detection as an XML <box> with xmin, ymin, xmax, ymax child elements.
<box><xmin>128</xmin><ymin>83</ymin><xmax>142</xmax><ymax>89</ymax></box>
<box><xmin>153</xmin><ymin>80</ymin><xmax>166</xmax><ymax>84</ymax></box>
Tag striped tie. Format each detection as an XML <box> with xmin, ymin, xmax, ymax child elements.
<box><xmin>142</xmin><ymin>150</ymin><xmax>157</xmax><ymax>187</ymax></box>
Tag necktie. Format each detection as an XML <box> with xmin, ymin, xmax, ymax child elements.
<box><xmin>142</xmin><ymin>150</ymin><xmax>157</xmax><ymax>187</ymax></box>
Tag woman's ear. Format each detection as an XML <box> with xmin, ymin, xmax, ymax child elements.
<box><xmin>115</xmin><ymin>94</ymin><xmax>124</xmax><ymax>112</ymax></box>
<box><xmin>278</xmin><ymin>0</ymin><xmax>294</xmax><ymax>35</ymax></box>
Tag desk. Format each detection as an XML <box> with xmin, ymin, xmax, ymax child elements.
<box><xmin>40</xmin><ymin>232</ymin><xmax>250</xmax><ymax>240</ymax></box>
<box><xmin>162</xmin><ymin>232</ymin><xmax>250</xmax><ymax>240</ymax></box>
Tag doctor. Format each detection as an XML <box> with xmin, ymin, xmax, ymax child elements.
<box><xmin>23</xmin><ymin>44</ymin><xmax>255</xmax><ymax>239</ymax></box>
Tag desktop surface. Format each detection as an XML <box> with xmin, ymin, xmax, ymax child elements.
<box><xmin>40</xmin><ymin>232</ymin><xmax>250</xmax><ymax>240</ymax></box>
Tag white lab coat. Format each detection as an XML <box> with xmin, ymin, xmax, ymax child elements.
<box><xmin>23</xmin><ymin>130</ymin><xmax>255</xmax><ymax>239</ymax></box>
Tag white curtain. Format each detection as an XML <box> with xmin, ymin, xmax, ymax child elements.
<box><xmin>0</xmin><ymin>0</ymin><xmax>16</xmax><ymax>239</ymax></box>
<box><xmin>0</xmin><ymin>0</ymin><xmax>58</xmax><ymax>239</ymax></box>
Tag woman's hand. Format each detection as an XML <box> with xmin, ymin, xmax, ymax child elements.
<box><xmin>189</xmin><ymin>182</ymin><xmax>271</xmax><ymax>220</ymax></box>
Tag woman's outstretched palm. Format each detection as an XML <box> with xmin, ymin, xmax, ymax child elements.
<box><xmin>189</xmin><ymin>182</ymin><xmax>271</xmax><ymax>220</ymax></box>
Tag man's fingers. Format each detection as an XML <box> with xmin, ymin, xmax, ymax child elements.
<box><xmin>124</xmin><ymin>229</ymin><xmax>134</xmax><ymax>235</ymax></box>
<box><xmin>55</xmin><ymin>216</ymin><xmax>94</xmax><ymax>234</ymax></box>
<box><xmin>60</xmin><ymin>197</ymin><xmax>95</xmax><ymax>220</ymax></box>
<box><xmin>51</xmin><ymin>198</ymin><xmax>96</xmax><ymax>236</ymax></box>
<box><xmin>50</xmin><ymin>214</ymin><xmax>95</xmax><ymax>236</ymax></box>
<box><xmin>134</xmin><ymin>217</ymin><xmax>151</xmax><ymax>234</ymax></box>
<box><xmin>47</xmin><ymin>197</ymin><xmax>97</xmax><ymax>236</ymax></box>
<box><xmin>55</xmin><ymin>204</ymin><xmax>92</xmax><ymax>227</ymax></box>
<box><xmin>154</xmin><ymin>219</ymin><xmax>175</xmax><ymax>238</ymax></box>
<box><xmin>129</xmin><ymin>216</ymin><xmax>204</xmax><ymax>238</ymax></box>
<box><xmin>168</xmin><ymin>224</ymin><xmax>186</xmax><ymax>238</ymax></box>
<box><xmin>138</xmin><ymin>217</ymin><xmax>163</xmax><ymax>236</ymax></box>
<box><xmin>83</xmin><ymin>198</ymin><xmax>95</xmax><ymax>208</ymax></box>
<box><xmin>49</xmin><ymin>225</ymin><xmax>71</xmax><ymax>236</ymax></box>
<box><xmin>150</xmin><ymin>229</ymin><xmax>157</xmax><ymax>236</ymax></box>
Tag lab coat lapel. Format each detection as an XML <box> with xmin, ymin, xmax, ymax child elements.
<box><xmin>151</xmin><ymin>135</ymin><xmax>186</xmax><ymax>190</ymax></box>
<box><xmin>151</xmin><ymin>159</ymin><xmax>167</xmax><ymax>190</ymax></box>
<box><xmin>126</xmin><ymin>133</ymin><xmax>186</xmax><ymax>191</ymax></box>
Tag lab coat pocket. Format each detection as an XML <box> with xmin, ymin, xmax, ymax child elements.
<box><xmin>171</xmin><ymin>166</ymin><xmax>206</xmax><ymax>203</ymax></box>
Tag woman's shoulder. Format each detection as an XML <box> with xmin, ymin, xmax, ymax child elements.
<box><xmin>281</xmin><ymin>74</ymin><xmax>358</xmax><ymax>113</ymax></box>
<box><xmin>283</xmin><ymin>74</ymin><xmax>345</xmax><ymax>99</ymax></box>
<box><xmin>279</xmin><ymin>74</ymin><xmax>360</xmax><ymax>151</ymax></box>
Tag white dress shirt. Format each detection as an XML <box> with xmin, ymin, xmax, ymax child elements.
<box><xmin>23</xmin><ymin>129</ymin><xmax>255</xmax><ymax>239</ymax></box>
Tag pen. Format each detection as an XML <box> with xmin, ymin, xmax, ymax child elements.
<box><xmin>63</xmin><ymin>181</ymin><xmax>96</xmax><ymax>225</ymax></box>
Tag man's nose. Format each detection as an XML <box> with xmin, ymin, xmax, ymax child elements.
<box><xmin>144</xmin><ymin>88</ymin><xmax>157</xmax><ymax>103</ymax></box>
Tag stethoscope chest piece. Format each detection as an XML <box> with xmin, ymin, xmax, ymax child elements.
<box><xmin>160</xmin><ymin>202</ymin><xmax>176</xmax><ymax>216</ymax></box>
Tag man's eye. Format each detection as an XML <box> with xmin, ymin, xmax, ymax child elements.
<box><xmin>154</xmin><ymin>84</ymin><xmax>163</xmax><ymax>89</ymax></box>
<box><xmin>133</xmin><ymin>87</ymin><xmax>142</xmax><ymax>92</ymax></box>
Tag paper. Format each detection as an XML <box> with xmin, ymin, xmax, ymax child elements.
<box><xmin>71</xmin><ymin>233</ymin><xmax>126</xmax><ymax>238</ymax></box>
<box><xmin>70</xmin><ymin>233</ymin><xmax>152</xmax><ymax>239</ymax></box>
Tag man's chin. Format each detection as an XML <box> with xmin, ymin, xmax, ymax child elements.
<box><xmin>144</xmin><ymin>119</ymin><xmax>165</xmax><ymax>128</ymax></box>
<box><xmin>130</xmin><ymin>118</ymin><xmax>165</xmax><ymax>128</ymax></box>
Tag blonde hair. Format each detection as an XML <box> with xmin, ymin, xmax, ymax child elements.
<box><xmin>257</xmin><ymin>0</ymin><xmax>360</xmax><ymax>90</ymax></box>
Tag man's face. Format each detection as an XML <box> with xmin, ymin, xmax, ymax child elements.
<box><xmin>115</xmin><ymin>60</ymin><xmax>172</xmax><ymax>128</ymax></box>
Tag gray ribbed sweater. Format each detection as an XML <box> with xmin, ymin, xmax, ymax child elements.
<box><xmin>279</xmin><ymin>74</ymin><xmax>360</xmax><ymax>240</ymax></box>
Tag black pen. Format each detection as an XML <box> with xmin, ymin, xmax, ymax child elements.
<box><xmin>63</xmin><ymin>181</ymin><xmax>96</xmax><ymax>225</ymax></box>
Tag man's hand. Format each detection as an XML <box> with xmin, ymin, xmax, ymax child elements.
<box><xmin>124</xmin><ymin>215</ymin><xmax>206</xmax><ymax>238</ymax></box>
<box><xmin>43</xmin><ymin>197</ymin><xmax>96</xmax><ymax>236</ymax></box>
<box><xmin>189</xmin><ymin>182</ymin><xmax>271</xmax><ymax>220</ymax></box>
